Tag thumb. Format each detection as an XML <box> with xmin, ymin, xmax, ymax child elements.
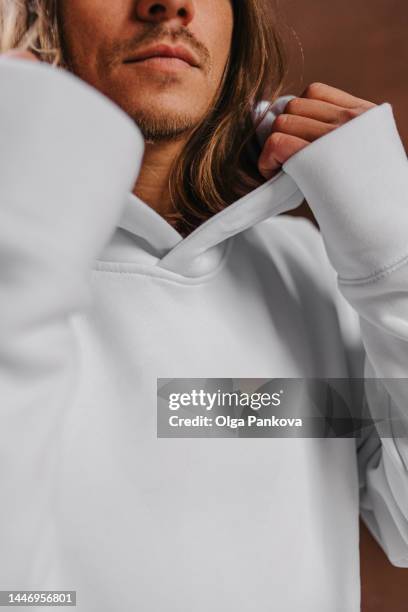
<box><xmin>258</xmin><ymin>133</ymin><xmax>309</xmax><ymax>180</ymax></box>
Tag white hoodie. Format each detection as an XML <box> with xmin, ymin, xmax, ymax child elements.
<box><xmin>1</xmin><ymin>59</ymin><xmax>408</xmax><ymax>612</ymax></box>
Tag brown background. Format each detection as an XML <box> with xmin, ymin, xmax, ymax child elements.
<box><xmin>276</xmin><ymin>1</ymin><xmax>408</xmax><ymax>609</ymax></box>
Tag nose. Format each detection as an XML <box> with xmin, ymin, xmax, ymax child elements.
<box><xmin>135</xmin><ymin>0</ymin><xmax>195</xmax><ymax>26</ymax></box>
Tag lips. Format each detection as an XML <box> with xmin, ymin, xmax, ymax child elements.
<box><xmin>123</xmin><ymin>44</ymin><xmax>200</xmax><ymax>68</ymax></box>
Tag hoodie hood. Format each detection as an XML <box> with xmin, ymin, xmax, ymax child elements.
<box><xmin>100</xmin><ymin>95</ymin><xmax>305</xmax><ymax>278</ymax></box>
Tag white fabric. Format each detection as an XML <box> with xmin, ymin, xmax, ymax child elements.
<box><xmin>1</xmin><ymin>59</ymin><xmax>408</xmax><ymax>612</ymax></box>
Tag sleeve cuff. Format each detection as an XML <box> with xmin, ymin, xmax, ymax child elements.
<box><xmin>0</xmin><ymin>58</ymin><xmax>144</xmax><ymax>268</ymax></box>
<box><xmin>282</xmin><ymin>103</ymin><xmax>408</xmax><ymax>282</ymax></box>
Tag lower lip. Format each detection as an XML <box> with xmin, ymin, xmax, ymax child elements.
<box><xmin>124</xmin><ymin>56</ymin><xmax>194</xmax><ymax>72</ymax></box>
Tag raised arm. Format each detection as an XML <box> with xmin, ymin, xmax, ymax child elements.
<box><xmin>282</xmin><ymin>101</ymin><xmax>408</xmax><ymax>566</ymax></box>
<box><xmin>0</xmin><ymin>57</ymin><xmax>143</xmax><ymax>586</ymax></box>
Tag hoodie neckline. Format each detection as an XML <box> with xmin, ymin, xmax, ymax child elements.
<box><xmin>101</xmin><ymin>94</ymin><xmax>306</xmax><ymax>279</ymax></box>
<box><xmin>112</xmin><ymin>169</ymin><xmax>304</xmax><ymax>278</ymax></box>
<box><xmin>118</xmin><ymin>189</ymin><xmax>182</xmax><ymax>257</ymax></box>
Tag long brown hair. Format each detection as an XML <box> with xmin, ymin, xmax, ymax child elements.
<box><xmin>0</xmin><ymin>0</ymin><xmax>288</xmax><ymax>236</ymax></box>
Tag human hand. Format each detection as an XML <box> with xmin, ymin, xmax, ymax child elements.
<box><xmin>258</xmin><ymin>83</ymin><xmax>377</xmax><ymax>179</ymax></box>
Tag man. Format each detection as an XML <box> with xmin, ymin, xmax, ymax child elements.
<box><xmin>0</xmin><ymin>1</ymin><xmax>407</xmax><ymax>611</ymax></box>
<box><xmin>0</xmin><ymin>0</ymin><xmax>377</xmax><ymax>228</ymax></box>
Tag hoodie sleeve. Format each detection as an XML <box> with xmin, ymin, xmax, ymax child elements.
<box><xmin>0</xmin><ymin>59</ymin><xmax>143</xmax><ymax>586</ymax></box>
<box><xmin>282</xmin><ymin>102</ymin><xmax>408</xmax><ymax>567</ymax></box>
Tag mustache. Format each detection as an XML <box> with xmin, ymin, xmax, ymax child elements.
<box><xmin>106</xmin><ymin>24</ymin><xmax>211</xmax><ymax>72</ymax></box>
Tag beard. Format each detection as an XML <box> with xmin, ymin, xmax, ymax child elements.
<box><xmin>126</xmin><ymin>72</ymin><xmax>201</xmax><ymax>142</ymax></box>
<box><xmin>131</xmin><ymin>108</ymin><xmax>196</xmax><ymax>143</ymax></box>
<box><xmin>64</xmin><ymin>55</ymin><xmax>200</xmax><ymax>143</ymax></box>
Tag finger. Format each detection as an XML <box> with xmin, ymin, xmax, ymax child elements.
<box><xmin>283</xmin><ymin>97</ymin><xmax>363</xmax><ymax>125</ymax></box>
<box><xmin>301</xmin><ymin>82</ymin><xmax>376</xmax><ymax>110</ymax></box>
<box><xmin>272</xmin><ymin>113</ymin><xmax>336</xmax><ymax>143</ymax></box>
<box><xmin>258</xmin><ymin>132</ymin><xmax>309</xmax><ymax>180</ymax></box>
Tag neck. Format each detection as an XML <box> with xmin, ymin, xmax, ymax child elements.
<box><xmin>133</xmin><ymin>137</ymin><xmax>187</xmax><ymax>219</ymax></box>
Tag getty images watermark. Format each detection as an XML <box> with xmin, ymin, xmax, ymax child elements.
<box><xmin>157</xmin><ymin>378</ymin><xmax>408</xmax><ymax>438</ymax></box>
<box><xmin>167</xmin><ymin>387</ymin><xmax>293</xmax><ymax>429</ymax></box>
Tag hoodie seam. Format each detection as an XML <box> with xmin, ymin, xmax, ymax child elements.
<box><xmin>338</xmin><ymin>249</ymin><xmax>408</xmax><ymax>287</ymax></box>
<box><xmin>92</xmin><ymin>237</ymin><xmax>234</xmax><ymax>285</ymax></box>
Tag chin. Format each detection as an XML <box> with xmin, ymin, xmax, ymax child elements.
<box><xmin>132</xmin><ymin>109</ymin><xmax>197</xmax><ymax>142</ymax></box>
<box><xmin>118</xmin><ymin>94</ymin><xmax>205</xmax><ymax>142</ymax></box>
